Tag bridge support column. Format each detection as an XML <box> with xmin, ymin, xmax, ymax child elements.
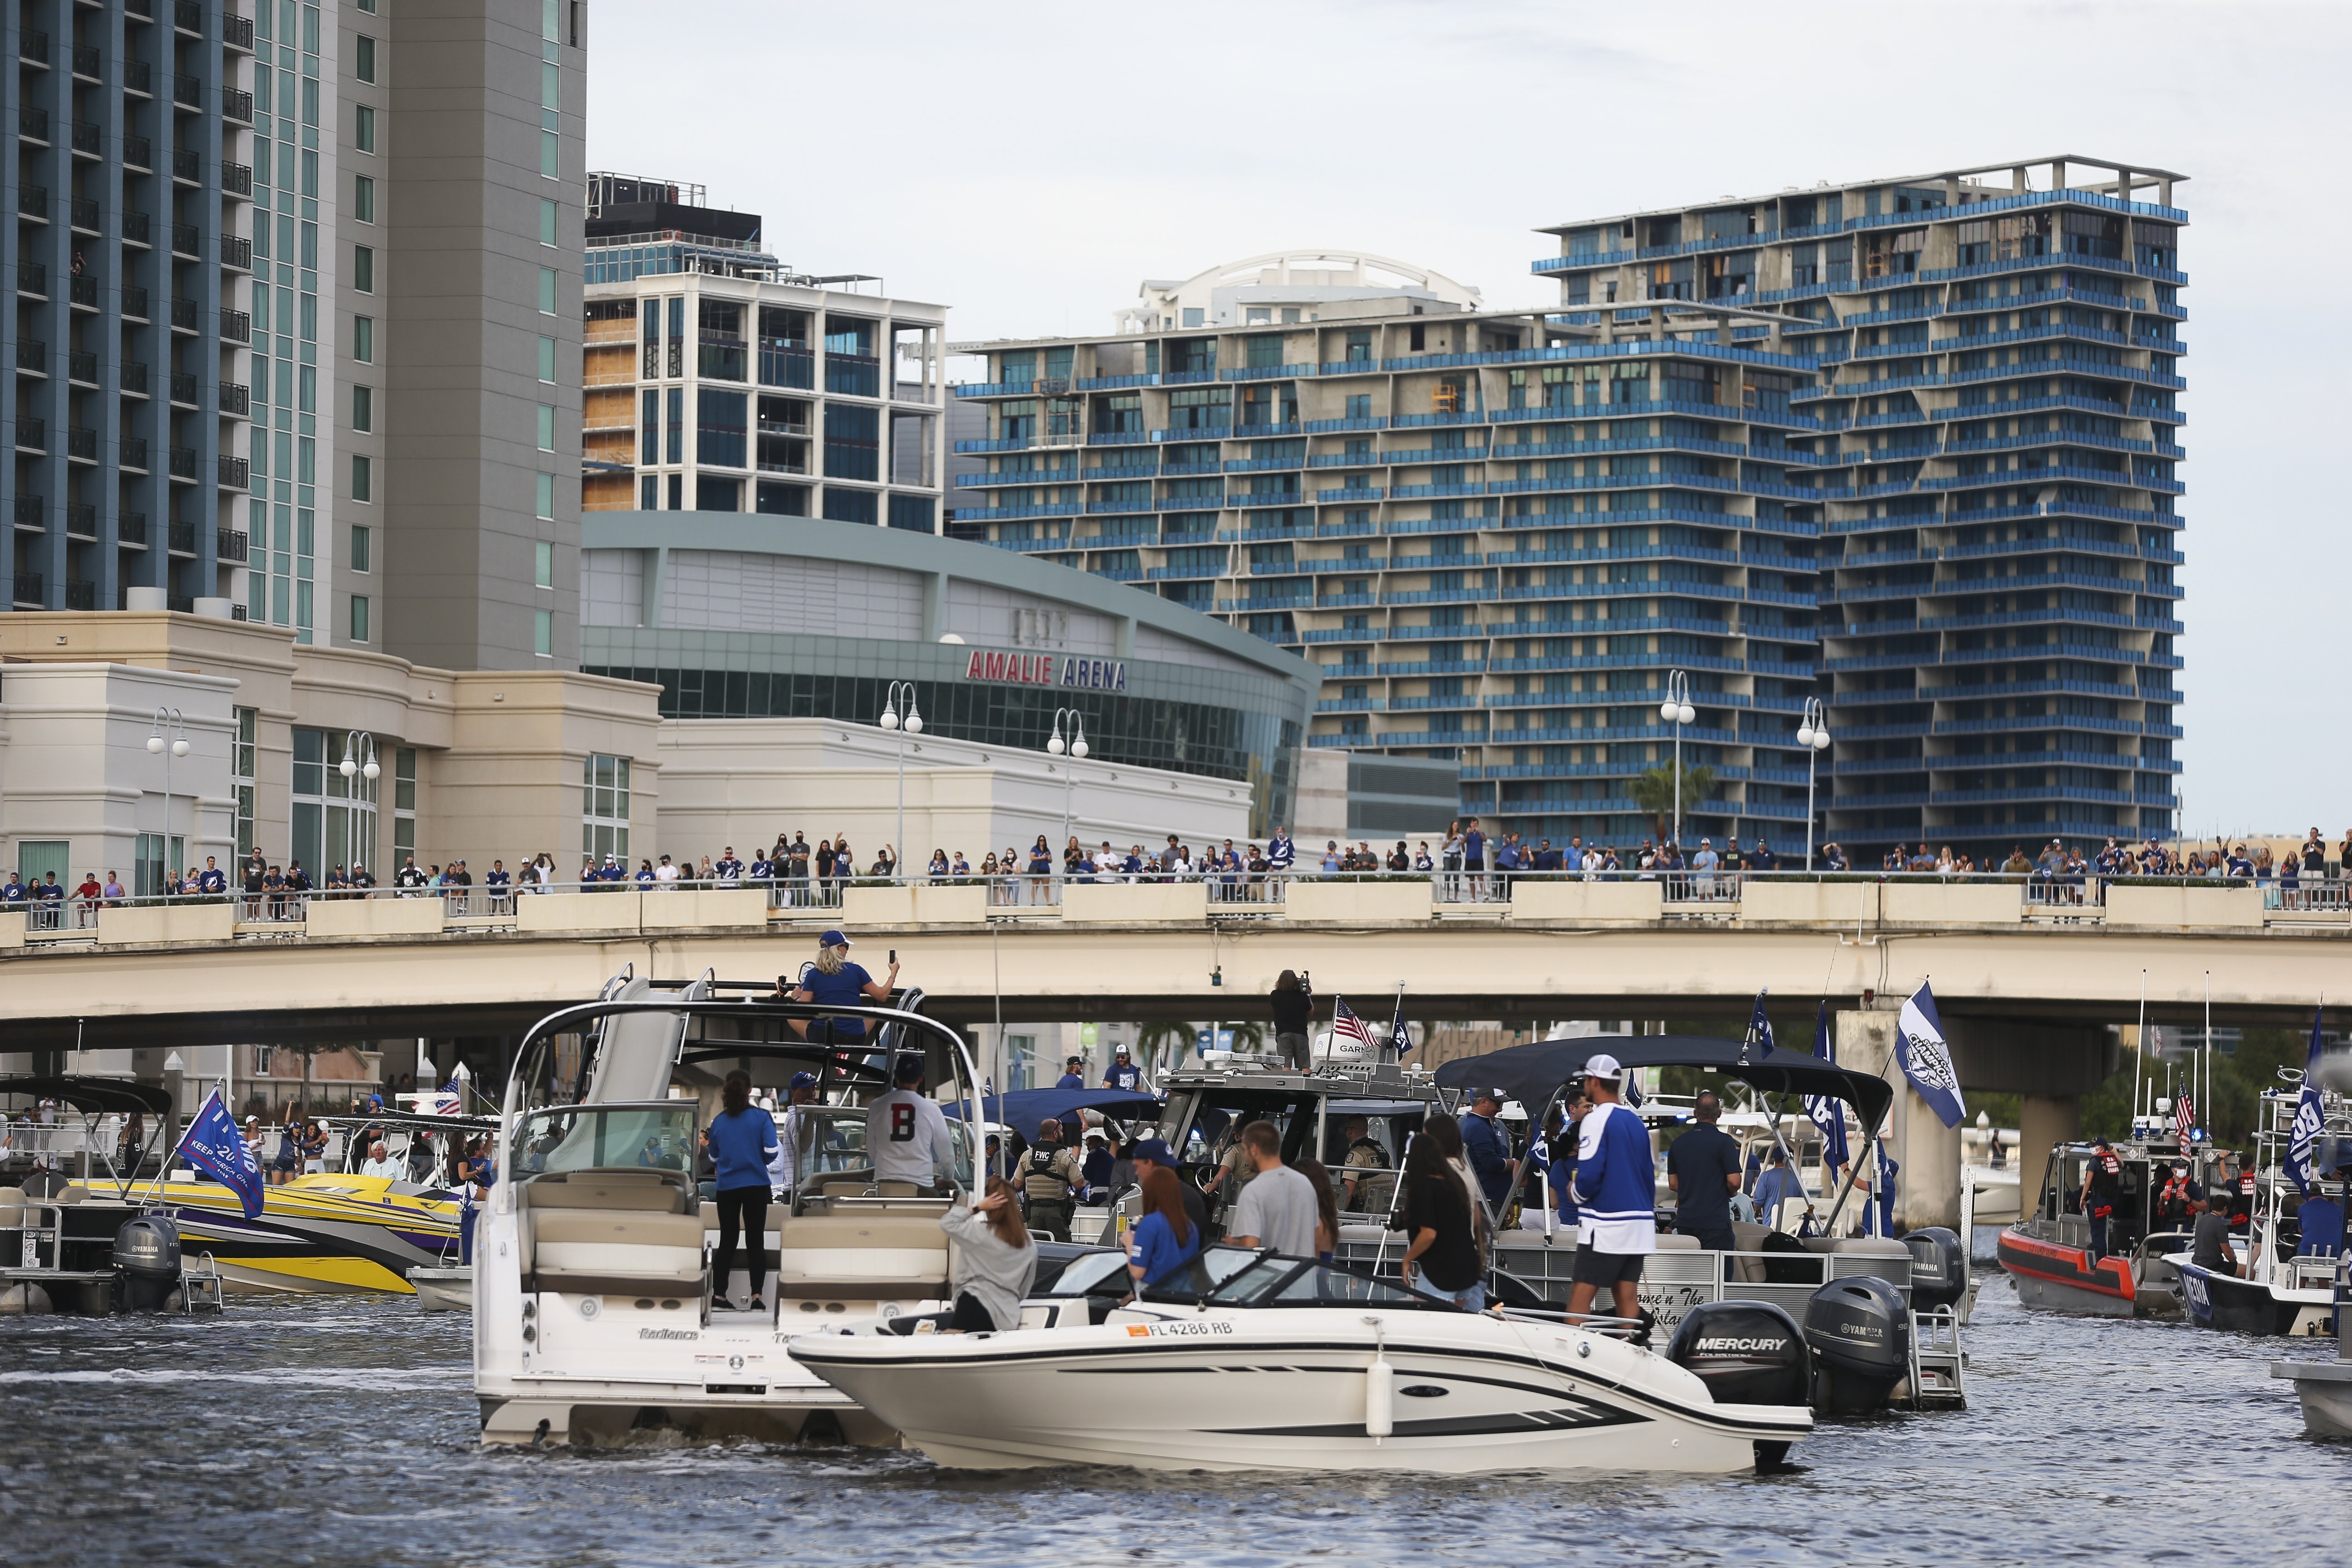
<box><xmin>1841</xmin><ymin>1010</ymin><xmax>1962</xmax><ymax>1233</ymax></box>
<box><xmin>2017</xmin><ymin>1094</ymin><xmax>2080</xmax><ymax>1225</ymax></box>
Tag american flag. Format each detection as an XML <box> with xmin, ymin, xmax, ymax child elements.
<box><xmin>1331</xmin><ymin>998</ymin><xmax>1382</xmax><ymax>1058</ymax></box>
<box><xmin>2176</xmin><ymin>1091</ymin><xmax>2194</xmax><ymax>1156</ymax></box>
<box><xmin>431</xmin><ymin>1078</ymin><xmax>465</xmax><ymax>1116</ymax></box>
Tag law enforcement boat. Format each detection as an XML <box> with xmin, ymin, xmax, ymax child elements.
<box><xmin>2173</xmin><ymin>1082</ymin><xmax>2347</xmax><ymax>1338</ymax></box>
<box><xmin>1996</xmin><ymin>1127</ymin><xmax>2225</xmax><ymax>1319</ymax></box>
<box><xmin>475</xmin><ymin>973</ymin><xmax>986</xmax><ymax>1447</ymax></box>
<box><xmin>789</xmin><ymin>1242</ymin><xmax>1812</xmax><ymax>1475</ymax></box>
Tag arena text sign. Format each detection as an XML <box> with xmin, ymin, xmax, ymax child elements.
<box><xmin>962</xmin><ymin>649</ymin><xmax>1128</xmax><ymax>693</ymax></box>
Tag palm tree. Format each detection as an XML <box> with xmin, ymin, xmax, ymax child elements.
<box><xmin>1630</xmin><ymin>762</ymin><xmax>1717</xmax><ymax>845</ymax></box>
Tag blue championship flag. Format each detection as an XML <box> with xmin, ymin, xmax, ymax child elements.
<box><xmin>1746</xmin><ymin>988</ymin><xmax>1776</xmax><ymax>1054</ymax></box>
<box><xmin>2284</xmin><ymin>1007</ymin><xmax>2326</xmax><ymax>1196</ymax></box>
<box><xmin>1896</xmin><ymin>981</ymin><xmax>1967</xmax><ymax>1129</ymax></box>
<box><xmin>1803</xmin><ymin>1001</ymin><xmax>1851</xmax><ymax>1169</ymax></box>
<box><xmin>1387</xmin><ymin>992</ymin><xmax>1411</xmax><ymax>1061</ymax></box>
<box><xmin>178</xmin><ymin>1088</ymin><xmax>265</xmax><ymax>1218</ymax></box>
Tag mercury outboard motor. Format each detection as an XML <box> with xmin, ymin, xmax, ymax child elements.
<box><xmin>1901</xmin><ymin>1226</ymin><xmax>1966</xmax><ymax>1313</ymax></box>
<box><xmin>1802</xmin><ymin>1275</ymin><xmax>1909</xmax><ymax>1414</ymax></box>
<box><xmin>1667</xmin><ymin>1300</ymin><xmax>1811</xmax><ymax>1407</ymax></box>
<box><xmin>113</xmin><ymin>1215</ymin><xmax>182</xmax><ymax>1312</ymax></box>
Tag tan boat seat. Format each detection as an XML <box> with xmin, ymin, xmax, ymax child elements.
<box><xmin>1730</xmin><ymin>1221</ymin><xmax>1772</xmax><ymax>1281</ymax></box>
<box><xmin>1653</xmin><ymin>1232</ymin><xmax>1701</xmax><ymax>1251</ymax></box>
<box><xmin>527</xmin><ymin>1178</ymin><xmax>687</xmax><ymax>1213</ymax></box>
<box><xmin>772</xmin><ymin>1212</ymin><xmax>947</xmax><ymax>1298</ymax></box>
<box><xmin>529</xmin><ymin>1209</ymin><xmax>706</xmax><ymax>1293</ymax></box>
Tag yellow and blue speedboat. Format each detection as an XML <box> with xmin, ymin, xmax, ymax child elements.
<box><xmin>156</xmin><ymin>1172</ymin><xmax>463</xmax><ymax>1296</ymax></box>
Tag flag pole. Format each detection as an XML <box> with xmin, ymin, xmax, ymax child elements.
<box><xmin>2201</xmin><ymin>969</ymin><xmax>2211</xmax><ymax>1148</ymax></box>
<box><xmin>2132</xmin><ymin>967</ymin><xmax>2146</xmax><ymax>1138</ymax></box>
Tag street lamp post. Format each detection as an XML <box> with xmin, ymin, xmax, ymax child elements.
<box><xmin>1658</xmin><ymin>671</ymin><xmax>1694</xmax><ymax>849</ymax></box>
<box><xmin>146</xmin><ymin>707</ymin><xmax>190</xmax><ymax>890</ymax></box>
<box><xmin>877</xmin><ymin>682</ymin><xmax>923</xmax><ymax>879</ymax></box>
<box><xmin>1045</xmin><ymin>707</ymin><xmax>1088</xmax><ymax>857</ymax></box>
<box><xmin>1795</xmin><ymin>697</ymin><xmax>1832</xmax><ymax>871</ymax></box>
<box><xmin>338</xmin><ymin>731</ymin><xmax>381</xmax><ymax>881</ymax></box>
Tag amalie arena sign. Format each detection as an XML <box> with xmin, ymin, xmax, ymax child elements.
<box><xmin>961</xmin><ymin>648</ymin><xmax>1128</xmax><ymax>693</ymax></box>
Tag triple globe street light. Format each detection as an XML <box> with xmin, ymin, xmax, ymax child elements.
<box><xmin>1795</xmin><ymin>698</ymin><xmax>1833</xmax><ymax>871</ymax></box>
<box><xmin>877</xmin><ymin>682</ymin><xmax>923</xmax><ymax>880</ymax></box>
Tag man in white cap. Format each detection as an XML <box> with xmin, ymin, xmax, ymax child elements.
<box><xmin>1565</xmin><ymin>1052</ymin><xmax>1656</xmax><ymax>1330</ymax></box>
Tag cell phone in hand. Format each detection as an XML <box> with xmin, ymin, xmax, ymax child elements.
<box><xmin>889</xmin><ymin>949</ymin><xmax>897</xmax><ymax>964</ymax></box>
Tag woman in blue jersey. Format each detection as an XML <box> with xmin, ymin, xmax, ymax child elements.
<box><xmin>777</xmin><ymin>930</ymin><xmax>899</xmax><ymax>1045</ymax></box>
<box><xmin>1125</xmin><ymin>1166</ymin><xmax>1202</xmax><ymax>1298</ymax></box>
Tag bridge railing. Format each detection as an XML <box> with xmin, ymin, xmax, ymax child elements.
<box><xmin>1</xmin><ymin>867</ymin><xmax>2341</xmax><ymax>945</ymax></box>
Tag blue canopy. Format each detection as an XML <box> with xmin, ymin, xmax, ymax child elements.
<box><xmin>945</xmin><ymin>1087</ymin><xmax>1161</xmax><ymax>1128</ymax></box>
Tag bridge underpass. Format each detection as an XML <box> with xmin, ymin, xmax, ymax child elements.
<box><xmin>4</xmin><ymin>896</ymin><xmax>2337</xmax><ymax>1229</ymax></box>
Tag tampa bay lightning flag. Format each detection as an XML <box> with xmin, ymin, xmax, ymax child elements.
<box><xmin>1746</xmin><ymin>989</ymin><xmax>1776</xmax><ymax>1056</ymax></box>
<box><xmin>2283</xmin><ymin>1007</ymin><xmax>2326</xmax><ymax>1196</ymax></box>
<box><xmin>1896</xmin><ymin>981</ymin><xmax>1967</xmax><ymax>1129</ymax></box>
<box><xmin>177</xmin><ymin>1088</ymin><xmax>264</xmax><ymax>1219</ymax></box>
<box><xmin>1803</xmin><ymin>1001</ymin><xmax>1851</xmax><ymax>1168</ymax></box>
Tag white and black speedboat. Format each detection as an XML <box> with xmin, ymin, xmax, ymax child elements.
<box><xmin>790</xmin><ymin>1244</ymin><xmax>1811</xmax><ymax>1475</ymax></box>
<box><xmin>474</xmin><ymin>973</ymin><xmax>986</xmax><ymax>1447</ymax></box>
<box><xmin>2173</xmin><ymin>1085</ymin><xmax>2347</xmax><ymax>1338</ymax></box>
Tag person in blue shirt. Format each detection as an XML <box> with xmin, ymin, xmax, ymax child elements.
<box><xmin>197</xmin><ymin>857</ymin><xmax>229</xmax><ymax>895</ymax></box>
<box><xmin>779</xmin><ymin>930</ymin><xmax>898</xmax><ymax>1044</ymax></box>
<box><xmin>1665</xmin><ymin>1092</ymin><xmax>1745</xmax><ymax>1251</ymax></box>
<box><xmin>1265</xmin><ymin>827</ymin><xmax>1294</xmax><ymax>877</ymax></box>
<box><xmin>702</xmin><ymin>1069</ymin><xmax>781</xmax><ymax>1311</ymax></box>
<box><xmin>1751</xmin><ymin>1144</ymin><xmax>1809</xmax><ymax>1230</ymax></box>
<box><xmin>1458</xmin><ymin>1089</ymin><xmax>1515</xmax><ymax>1211</ymax></box>
<box><xmin>1</xmin><ymin>871</ymin><xmax>24</xmax><ymax>903</ymax></box>
<box><xmin>1055</xmin><ymin>1056</ymin><xmax>1086</xmax><ymax>1092</ymax></box>
<box><xmin>1462</xmin><ymin>818</ymin><xmax>1487</xmax><ymax>898</ymax></box>
<box><xmin>715</xmin><ymin>848</ymin><xmax>744</xmax><ymax>885</ymax></box>
<box><xmin>1566</xmin><ymin>1054</ymin><xmax>1657</xmax><ymax>1325</ymax></box>
<box><xmin>1102</xmin><ymin>1046</ymin><xmax>1143</xmax><ymax>1093</ymax></box>
<box><xmin>634</xmin><ymin>859</ymin><xmax>656</xmax><ymax>886</ymax></box>
<box><xmin>1125</xmin><ymin>1165</ymin><xmax>1202</xmax><ymax>1298</ymax></box>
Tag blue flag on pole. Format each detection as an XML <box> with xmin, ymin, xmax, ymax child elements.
<box><xmin>1896</xmin><ymin>981</ymin><xmax>1967</xmax><ymax>1129</ymax></box>
<box><xmin>177</xmin><ymin>1088</ymin><xmax>264</xmax><ymax>1219</ymax></box>
<box><xmin>1386</xmin><ymin>992</ymin><xmax>1411</xmax><ymax>1062</ymax></box>
<box><xmin>1746</xmin><ymin>989</ymin><xmax>1775</xmax><ymax>1055</ymax></box>
<box><xmin>1803</xmin><ymin>1001</ymin><xmax>1851</xmax><ymax>1169</ymax></box>
<box><xmin>2284</xmin><ymin>1007</ymin><xmax>2326</xmax><ymax>1196</ymax></box>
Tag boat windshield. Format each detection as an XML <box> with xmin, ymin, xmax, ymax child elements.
<box><xmin>795</xmin><ymin>1104</ymin><xmax>980</xmax><ymax>1187</ymax></box>
<box><xmin>512</xmin><ymin>1103</ymin><xmax>699</xmax><ymax>1178</ymax></box>
<box><xmin>1197</xmin><ymin>1249</ymin><xmax>1451</xmax><ymax>1310</ymax></box>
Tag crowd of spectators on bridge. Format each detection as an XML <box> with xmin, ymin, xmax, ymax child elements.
<box><xmin>9</xmin><ymin>826</ymin><xmax>2351</xmax><ymax>926</ymax></box>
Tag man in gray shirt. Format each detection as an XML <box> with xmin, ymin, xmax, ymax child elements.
<box><xmin>1227</xmin><ymin>1121</ymin><xmax>1320</xmax><ymax>1257</ymax></box>
<box><xmin>2190</xmin><ymin>1192</ymin><xmax>2241</xmax><ymax>1277</ymax></box>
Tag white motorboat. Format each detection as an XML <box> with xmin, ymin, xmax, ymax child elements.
<box><xmin>790</xmin><ymin>1245</ymin><xmax>1811</xmax><ymax>1475</ymax></box>
<box><xmin>410</xmin><ymin>1262</ymin><xmax>472</xmax><ymax>1312</ymax></box>
<box><xmin>2171</xmin><ymin>1082</ymin><xmax>2347</xmax><ymax>1339</ymax></box>
<box><xmin>474</xmin><ymin>973</ymin><xmax>987</xmax><ymax>1447</ymax></box>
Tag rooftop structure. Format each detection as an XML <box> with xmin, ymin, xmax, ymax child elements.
<box><xmin>1112</xmin><ymin>249</ymin><xmax>1481</xmax><ymax>336</ymax></box>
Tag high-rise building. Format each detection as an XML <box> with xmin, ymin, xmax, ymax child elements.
<box><xmin>953</xmin><ymin>275</ymin><xmax>1829</xmax><ymax>850</ymax></box>
<box><xmin>578</xmin><ymin>175</ymin><xmax>947</xmax><ymax>535</ymax></box>
<box><xmin>954</xmin><ymin>159</ymin><xmax>2185</xmax><ymax>859</ymax></box>
<box><xmin>382</xmin><ymin>0</ymin><xmax>585</xmax><ymax>671</ymax></box>
<box><xmin>1536</xmin><ymin>156</ymin><xmax>2186</xmax><ymax>853</ymax></box>
<box><xmin>3</xmin><ymin>0</ymin><xmax>259</xmax><ymax>619</ymax></box>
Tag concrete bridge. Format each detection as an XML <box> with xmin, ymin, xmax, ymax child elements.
<box><xmin>5</xmin><ymin>875</ymin><xmax>2341</xmax><ymax>1229</ymax></box>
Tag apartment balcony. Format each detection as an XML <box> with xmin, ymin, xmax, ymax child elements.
<box><xmin>118</xmin><ymin>512</ymin><xmax>147</xmax><ymax>546</ymax></box>
<box><xmin>173</xmin><ymin>72</ymin><xmax>201</xmax><ymax>108</ymax></box>
<box><xmin>18</xmin><ymin>105</ymin><xmax>49</xmax><ymax>143</ymax></box>
<box><xmin>17</xmin><ymin>185</ymin><xmax>47</xmax><ymax>220</ymax></box>
<box><xmin>65</xmin><ymin>503</ymin><xmax>96</xmax><ymax>539</ymax></box>
<box><xmin>124</xmin><ymin>58</ymin><xmax>152</xmax><ymax>96</ymax></box>
<box><xmin>225</xmin><ymin>12</ymin><xmax>255</xmax><ymax>50</ymax></box>
<box><xmin>167</xmin><ymin>520</ymin><xmax>196</xmax><ymax>555</ymax></box>
<box><xmin>122</xmin><ymin>209</ymin><xmax>151</xmax><ymax>245</ymax></box>
<box><xmin>168</xmin><ymin>445</ymin><xmax>198</xmax><ymax>480</ymax></box>
<box><xmin>222</xmin><ymin>87</ymin><xmax>253</xmax><ymax>125</ymax></box>
<box><xmin>220</xmin><ymin>163</ymin><xmax>251</xmax><ymax>198</ymax></box>
<box><xmin>221</xmin><ymin>234</ymin><xmax>251</xmax><ymax>271</ymax></box>
<box><xmin>217</xmin><ymin>526</ymin><xmax>248</xmax><ymax>562</ymax></box>
<box><xmin>69</xmin><ymin>274</ymin><xmax>98</xmax><ymax>309</ymax></box>
<box><xmin>121</xmin><ymin>436</ymin><xmax>150</xmax><ymax>471</ymax></box>
<box><xmin>220</xmin><ymin>309</ymin><xmax>251</xmax><ymax>343</ymax></box>
<box><xmin>70</xmin><ymin>119</ymin><xmax>101</xmax><ymax>157</ymax></box>
<box><xmin>18</xmin><ymin>260</ymin><xmax>46</xmax><ymax>297</ymax></box>
<box><xmin>15</xmin><ymin>338</ymin><xmax>45</xmax><ymax>374</ymax></box>
<box><xmin>171</xmin><ymin>373</ymin><xmax>198</xmax><ymax>406</ymax></box>
<box><xmin>11</xmin><ymin>572</ymin><xmax>44</xmax><ymax>606</ymax></box>
<box><xmin>220</xmin><ymin>380</ymin><xmax>250</xmax><ymax>416</ymax></box>
<box><xmin>122</xmin><ymin>285</ymin><xmax>149</xmax><ymax>320</ymax></box>
<box><xmin>172</xmin><ymin>146</ymin><xmax>199</xmax><ymax>182</ymax></box>
<box><xmin>68</xmin><ymin>350</ymin><xmax>96</xmax><ymax>385</ymax></box>
<box><xmin>18</xmin><ymin>29</ymin><xmax>46</xmax><ymax>64</ymax></box>
<box><xmin>172</xmin><ymin>221</ymin><xmax>200</xmax><ymax>256</ymax></box>
<box><xmin>120</xmin><ymin>361</ymin><xmax>150</xmax><ymax>397</ymax></box>
<box><xmin>65</xmin><ymin>425</ymin><xmax>98</xmax><ymax>461</ymax></box>
<box><xmin>15</xmin><ymin>416</ymin><xmax>46</xmax><ymax>452</ymax></box>
<box><xmin>171</xmin><ymin>296</ymin><xmax>198</xmax><ymax>332</ymax></box>
<box><xmin>218</xmin><ymin>455</ymin><xmax>249</xmax><ymax>490</ymax></box>
<box><xmin>69</xmin><ymin>198</ymin><xmax>99</xmax><ymax>234</ymax></box>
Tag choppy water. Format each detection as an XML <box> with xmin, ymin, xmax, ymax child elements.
<box><xmin>0</xmin><ymin>1279</ymin><xmax>2343</xmax><ymax>1568</ymax></box>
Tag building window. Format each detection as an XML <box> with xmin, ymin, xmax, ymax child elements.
<box><xmin>582</xmin><ymin>754</ymin><xmax>630</xmax><ymax>863</ymax></box>
<box><xmin>1182</xmin><ymin>308</ymin><xmax>1204</xmax><ymax>328</ymax></box>
<box><xmin>293</xmin><ymin>728</ymin><xmax>379</xmax><ymax>881</ymax></box>
<box><xmin>695</xmin><ymin>476</ymin><xmax>740</xmax><ymax>511</ymax></box>
<box><xmin>392</xmin><ymin>747</ymin><xmax>416</xmax><ymax>866</ymax></box>
<box><xmin>352</xmin><ymin>524</ymin><xmax>371</xmax><ymax>573</ymax></box>
<box><xmin>535</xmin><ymin>472</ymin><xmax>555</xmax><ymax>519</ymax></box>
<box><xmin>536</xmin><ymin>403</ymin><xmax>555</xmax><ymax>451</ymax></box>
<box><xmin>822</xmin><ymin>487</ymin><xmax>877</xmax><ymax>525</ymax></box>
<box><xmin>353</xmin><ymin>175</ymin><xmax>375</xmax><ymax>224</ymax></box>
<box><xmin>535</xmin><ymin>540</ymin><xmax>554</xmax><ymax>588</ymax></box>
<box><xmin>353</xmin><ymin>245</ymin><xmax>374</xmax><ymax>293</ymax></box>
<box><xmin>353</xmin><ymin>383</ymin><xmax>373</xmax><ymax>432</ymax></box>
<box><xmin>354</xmin><ymin>316</ymin><xmax>374</xmax><ymax>363</ymax></box>
<box><xmin>538</xmin><ymin>266</ymin><xmax>558</xmax><ymax>315</ymax></box>
<box><xmin>755</xmin><ymin>481</ymin><xmax>808</xmax><ymax>516</ymax></box>
<box><xmin>355</xmin><ymin>35</ymin><xmax>377</xmax><ymax>82</ymax></box>
<box><xmin>542</xmin><ymin>130</ymin><xmax>560</xmax><ymax>180</ymax></box>
<box><xmin>696</xmin><ymin>388</ymin><xmax>748</xmax><ymax>467</ymax></box>
<box><xmin>537</xmin><ymin>336</ymin><xmax>556</xmax><ymax>382</ymax></box>
<box><xmin>350</xmin><ymin>594</ymin><xmax>370</xmax><ymax>642</ymax></box>
<box><xmin>352</xmin><ymin>452</ymin><xmax>372</xmax><ymax>502</ymax></box>
<box><xmin>640</xmin><ymin>475</ymin><xmax>658</xmax><ymax>509</ymax></box>
<box><xmin>534</xmin><ymin>608</ymin><xmax>553</xmax><ymax>658</ymax></box>
<box><xmin>355</xmin><ymin>104</ymin><xmax>376</xmax><ymax>154</ymax></box>
<box><xmin>823</xmin><ymin>403</ymin><xmax>880</xmax><ymax>481</ymax></box>
<box><xmin>539</xmin><ymin>197</ymin><xmax>558</xmax><ymax>246</ymax></box>
<box><xmin>887</xmin><ymin>493</ymin><xmax>934</xmax><ymax>533</ymax></box>
<box><xmin>234</xmin><ymin>706</ymin><xmax>257</xmax><ymax>860</ymax></box>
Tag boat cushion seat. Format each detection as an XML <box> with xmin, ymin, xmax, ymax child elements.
<box><xmin>774</xmin><ymin>1213</ymin><xmax>947</xmax><ymax>1287</ymax></box>
<box><xmin>526</xmin><ymin>1179</ymin><xmax>687</xmax><ymax>1213</ymax></box>
<box><xmin>1653</xmin><ymin>1233</ymin><xmax>1701</xmax><ymax>1250</ymax></box>
<box><xmin>530</xmin><ymin>1210</ymin><xmax>706</xmax><ymax>1286</ymax></box>
<box><xmin>1730</xmin><ymin>1221</ymin><xmax>1772</xmax><ymax>1281</ymax></box>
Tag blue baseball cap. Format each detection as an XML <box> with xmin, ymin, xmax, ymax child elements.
<box><xmin>1130</xmin><ymin>1137</ymin><xmax>1178</xmax><ymax>1165</ymax></box>
<box><xmin>788</xmin><ymin>1071</ymin><xmax>818</xmax><ymax>1090</ymax></box>
<box><xmin>818</xmin><ymin>929</ymin><xmax>851</xmax><ymax>947</ymax></box>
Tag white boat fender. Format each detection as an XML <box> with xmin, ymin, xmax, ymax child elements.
<box><xmin>1362</xmin><ymin>1315</ymin><xmax>1393</xmax><ymax>1442</ymax></box>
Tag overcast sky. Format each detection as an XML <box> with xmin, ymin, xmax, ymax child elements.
<box><xmin>588</xmin><ymin>0</ymin><xmax>2345</xmax><ymax>837</ymax></box>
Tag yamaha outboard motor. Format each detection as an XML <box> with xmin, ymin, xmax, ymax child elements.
<box><xmin>1802</xmin><ymin>1275</ymin><xmax>1909</xmax><ymax>1414</ymax></box>
<box><xmin>113</xmin><ymin>1215</ymin><xmax>182</xmax><ymax>1312</ymax></box>
<box><xmin>1901</xmin><ymin>1227</ymin><xmax>1966</xmax><ymax>1313</ymax></box>
<box><xmin>1667</xmin><ymin>1300</ymin><xmax>1811</xmax><ymax>1407</ymax></box>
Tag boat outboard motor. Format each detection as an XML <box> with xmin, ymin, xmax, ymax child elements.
<box><xmin>1801</xmin><ymin>1275</ymin><xmax>1909</xmax><ymax>1414</ymax></box>
<box><xmin>1666</xmin><ymin>1300</ymin><xmax>1811</xmax><ymax>1407</ymax></box>
<box><xmin>113</xmin><ymin>1215</ymin><xmax>182</xmax><ymax>1312</ymax></box>
<box><xmin>1901</xmin><ymin>1226</ymin><xmax>1966</xmax><ymax>1313</ymax></box>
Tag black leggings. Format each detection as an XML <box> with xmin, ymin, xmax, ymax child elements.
<box><xmin>951</xmin><ymin>1291</ymin><xmax>998</xmax><ymax>1333</ymax></box>
<box><xmin>713</xmin><ymin>1186</ymin><xmax>770</xmax><ymax>1300</ymax></box>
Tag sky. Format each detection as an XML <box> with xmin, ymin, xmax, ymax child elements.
<box><xmin>586</xmin><ymin>0</ymin><xmax>2348</xmax><ymax>837</ymax></box>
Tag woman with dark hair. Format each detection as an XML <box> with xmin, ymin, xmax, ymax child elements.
<box><xmin>1126</xmin><ymin>1166</ymin><xmax>1202</xmax><ymax>1296</ymax></box>
<box><xmin>940</xmin><ymin>1174</ymin><xmax>1037</xmax><ymax>1332</ymax></box>
<box><xmin>704</xmin><ymin>1069</ymin><xmax>781</xmax><ymax>1312</ymax></box>
<box><xmin>1296</xmin><ymin>1157</ymin><xmax>1340</xmax><ymax>1262</ymax></box>
<box><xmin>1269</xmin><ymin>969</ymin><xmax>1312</xmax><ymax>1070</ymax></box>
<box><xmin>1394</xmin><ymin>1132</ymin><xmax>1482</xmax><ymax>1310</ymax></box>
